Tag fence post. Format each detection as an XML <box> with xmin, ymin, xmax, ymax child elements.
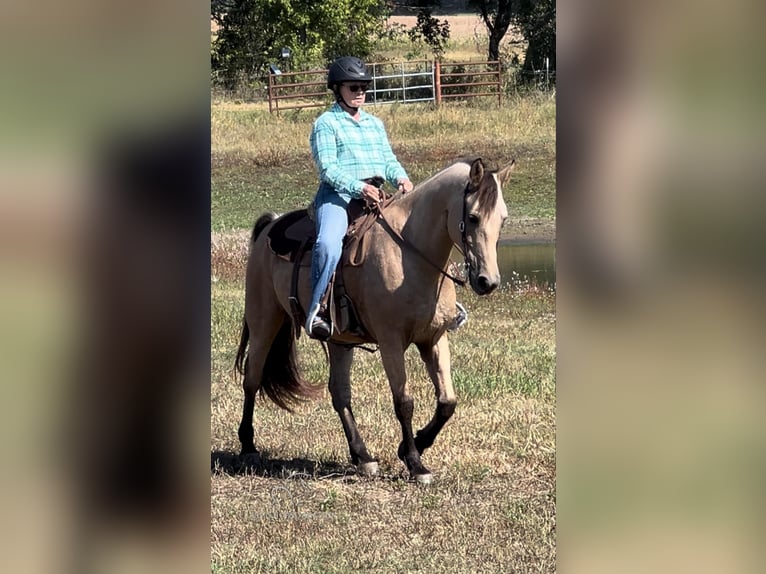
<box><xmin>496</xmin><ymin>61</ymin><xmax>502</xmax><ymax>106</ymax></box>
<box><xmin>268</xmin><ymin>72</ymin><xmax>274</xmax><ymax>114</ymax></box>
<box><xmin>400</xmin><ymin>61</ymin><xmax>406</xmax><ymax>103</ymax></box>
<box><xmin>545</xmin><ymin>57</ymin><xmax>550</xmax><ymax>88</ymax></box>
<box><xmin>434</xmin><ymin>60</ymin><xmax>441</xmax><ymax>106</ymax></box>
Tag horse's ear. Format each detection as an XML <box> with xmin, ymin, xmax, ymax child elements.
<box><xmin>469</xmin><ymin>158</ymin><xmax>485</xmax><ymax>188</ymax></box>
<box><xmin>496</xmin><ymin>158</ymin><xmax>516</xmax><ymax>187</ymax></box>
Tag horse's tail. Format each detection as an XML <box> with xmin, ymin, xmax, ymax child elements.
<box><xmin>235</xmin><ymin>211</ymin><xmax>320</xmax><ymax>411</ymax></box>
<box><xmin>251</xmin><ymin>211</ymin><xmax>278</xmax><ymax>244</ymax></box>
<box><xmin>234</xmin><ymin>318</ymin><xmax>249</xmax><ymax>376</ymax></box>
<box><xmin>234</xmin><ymin>212</ymin><xmax>276</xmax><ymax>376</ymax></box>
<box><xmin>259</xmin><ymin>318</ymin><xmax>321</xmax><ymax>411</ymax></box>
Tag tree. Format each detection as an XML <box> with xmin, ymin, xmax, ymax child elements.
<box><xmin>408</xmin><ymin>8</ymin><xmax>451</xmax><ymax>58</ymax></box>
<box><xmin>469</xmin><ymin>0</ymin><xmax>514</xmax><ymax>64</ymax></box>
<box><xmin>467</xmin><ymin>0</ymin><xmax>555</xmax><ymax>76</ymax></box>
<box><xmin>516</xmin><ymin>0</ymin><xmax>555</xmax><ymax>75</ymax></box>
<box><xmin>211</xmin><ymin>0</ymin><xmax>390</xmax><ymax>91</ymax></box>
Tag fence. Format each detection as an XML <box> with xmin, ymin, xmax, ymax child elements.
<box><xmin>267</xmin><ymin>60</ymin><xmax>502</xmax><ymax>114</ymax></box>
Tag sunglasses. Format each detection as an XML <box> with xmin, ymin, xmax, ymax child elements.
<box><xmin>344</xmin><ymin>84</ymin><xmax>369</xmax><ymax>93</ymax></box>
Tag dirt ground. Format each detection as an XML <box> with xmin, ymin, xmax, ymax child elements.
<box><xmin>503</xmin><ymin>218</ymin><xmax>556</xmax><ymax>243</ymax></box>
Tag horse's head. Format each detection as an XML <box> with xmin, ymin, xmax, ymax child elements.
<box><xmin>449</xmin><ymin>157</ymin><xmax>515</xmax><ymax>295</ymax></box>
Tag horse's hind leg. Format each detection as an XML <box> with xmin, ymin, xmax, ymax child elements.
<box><xmin>414</xmin><ymin>336</ymin><xmax>457</xmax><ymax>455</ymax></box>
<box><xmin>237</xmin><ymin>309</ymin><xmax>285</xmax><ymax>455</ymax></box>
<box><xmin>379</xmin><ymin>343</ymin><xmax>432</xmax><ymax>484</ymax></box>
<box><xmin>328</xmin><ymin>343</ymin><xmax>378</xmax><ymax>476</ymax></box>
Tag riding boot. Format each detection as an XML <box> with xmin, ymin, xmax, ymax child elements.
<box><xmin>305</xmin><ymin>303</ymin><xmax>331</xmax><ymax>340</ymax></box>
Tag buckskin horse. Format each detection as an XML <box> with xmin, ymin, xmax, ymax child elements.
<box><xmin>235</xmin><ymin>157</ymin><xmax>515</xmax><ymax>484</ymax></box>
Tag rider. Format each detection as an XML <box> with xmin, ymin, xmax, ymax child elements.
<box><xmin>305</xmin><ymin>56</ymin><xmax>414</xmax><ymax>339</ymax></box>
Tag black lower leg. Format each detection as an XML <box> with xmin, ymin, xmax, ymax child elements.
<box><xmin>336</xmin><ymin>405</ymin><xmax>375</xmax><ymax>466</ymax></box>
<box><xmin>415</xmin><ymin>399</ymin><xmax>457</xmax><ymax>454</ymax></box>
<box><xmin>395</xmin><ymin>397</ymin><xmax>430</xmax><ymax>476</ymax></box>
<box><xmin>238</xmin><ymin>391</ymin><xmax>256</xmax><ymax>454</ymax></box>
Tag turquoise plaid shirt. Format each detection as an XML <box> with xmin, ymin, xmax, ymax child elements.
<box><xmin>310</xmin><ymin>103</ymin><xmax>409</xmax><ymax>204</ymax></box>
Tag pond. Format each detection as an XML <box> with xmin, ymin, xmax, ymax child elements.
<box><xmin>497</xmin><ymin>240</ymin><xmax>556</xmax><ymax>289</ymax></box>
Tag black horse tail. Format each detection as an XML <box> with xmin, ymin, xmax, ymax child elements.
<box><xmin>235</xmin><ymin>212</ymin><xmax>276</xmax><ymax>377</ymax></box>
<box><xmin>259</xmin><ymin>318</ymin><xmax>321</xmax><ymax>411</ymax></box>
<box><xmin>235</xmin><ymin>211</ymin><xmax>320</xmax><ymax>411</ymax></box>
<box><xmin>251</xmin><ymin>211</ymin><xmax>279</xmax><ymax>244</ymax></box>
<box><xmin>234</xmin><ymin>318</ymin><xmax>250</xmax><ymax>377</ymax></box>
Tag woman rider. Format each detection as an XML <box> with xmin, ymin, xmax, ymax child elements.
<box><xmin>305</xmin><ymin>56</ymin><xmax>414</xmax><ymax>339</ymax></box>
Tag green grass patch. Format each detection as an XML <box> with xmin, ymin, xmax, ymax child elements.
<box><xmin>211</xmin><ymin>96</ymin><xmax>555</xmax><ymax>232</ymax></box>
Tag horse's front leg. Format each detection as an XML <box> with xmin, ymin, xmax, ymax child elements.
<box><xmin>379</xmin><ymin>342</ymin><xmax>432</xmax><ymax>484</ymax></box>
<box><xmin>415</xmin><ymin>336</ymin><xmax>457</xmax><ymax>456</ymax></box>
<box><xmin>328</xmin><ymin>343</ymin><xmax>378</xmax><ymax>476</ymax></box>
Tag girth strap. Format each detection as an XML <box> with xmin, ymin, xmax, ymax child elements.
<box><xmin>288</xmin><ymin>237</ymin><xmax>312</xmax><ymax>339</ymax></box>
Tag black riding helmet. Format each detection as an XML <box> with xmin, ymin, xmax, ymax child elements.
<box><xmin>327</xmin><ymin>56</ymin><xmax>372</xmax><ymax>90</ymax></box>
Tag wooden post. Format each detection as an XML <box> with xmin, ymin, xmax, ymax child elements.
<box><xmin>434</xmin><ymin>60</ymin><xmax>441</xmax><ymax>106</ymax></box>
<box><xmin>268</xmin><ymin>73</ymin><xmax>274</xmax><ymax>114</ymax></box>
<box><xmin>496</xmin><ymin>61</ymin><xmax>502</xmax><ymax>106</ymax></box>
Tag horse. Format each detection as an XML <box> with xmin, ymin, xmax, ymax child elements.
<box><xmin>235</xmin><ymin>157</ymin><xmax>515</xmax><ymax>484</ymax></box>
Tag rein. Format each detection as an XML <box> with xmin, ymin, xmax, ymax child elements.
<box><xmin>374</xmin><ymin>183</ymin><xmax>472</xmax><ymax>288</ymax></box>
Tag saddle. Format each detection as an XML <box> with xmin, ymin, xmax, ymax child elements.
<box><xmin>266</xmin><ymin>182</ymin><xmax>395</xmax><ymax>341</ymax></box>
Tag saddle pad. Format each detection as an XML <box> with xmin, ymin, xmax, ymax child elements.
<box><xmin>266</xmin><ymin>209</ymin><xmax>315</xmax><ymax>259</ymax></box>
<box><xmin>266</xmin><ymin>196</ymin><xmax>393</xmax><ymax>264</ymax></box>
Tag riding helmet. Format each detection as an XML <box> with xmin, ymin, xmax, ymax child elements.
<box><xmin>327</xmin><ymin>56</ymin><xmax>372</xmax><ymax>89</ymax></box>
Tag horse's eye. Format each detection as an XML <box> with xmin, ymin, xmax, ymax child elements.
<box><xmin>468</xmin><ymin>213</ymin><xmax>480</xmax><ymax>225</ymax></box>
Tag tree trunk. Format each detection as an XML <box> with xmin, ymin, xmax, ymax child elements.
<box><xmin>522</xmin><ymin>35</ymin><xmax>555</xmax><ymax>74</ymax></box>
<box><xmin>489</xmin><ymin>29</ymin><xmax>503</xmax><ymax>62</ymax></box>
<box><xmin>489</xmin><ymin>0</ymin><xmax>512</xmax><ymax>62</ymax></box>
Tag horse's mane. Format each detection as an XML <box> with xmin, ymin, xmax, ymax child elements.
<box><xmin>414</xmin><ymin>158</ymin><xmax>472</xmax><ymax>191</ymax></box>
<box><xmin>409</xmin><ymin>157</ymin><xmax>500</xmax><ymax>216</ymax></box>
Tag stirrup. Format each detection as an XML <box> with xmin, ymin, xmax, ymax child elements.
<box><xmin>305</xmin><ymin>303</ymin><xmax>332</xmax><ymax>340</ymax></box>
<box><xmin>448</xmin><ymin>302</ymin><xmax>468</xmax><ymax>331</ymax></box>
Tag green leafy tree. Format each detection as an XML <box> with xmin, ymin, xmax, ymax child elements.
<box><xmin>211</xmin><ymin>0</ymin><xmax>390</xmax><ymax>91</ymax></box>
<box><xmin>469</xmin><ymin>0</ymin><xmax>514</xmax><ymax>64</ymax></box>
<box><xmin>408</xmin><ymin>8</ymin><xmax>451</xmax><ymax>59</ymax></box>
<box><xmin>467</xmin><ymin>0</ymin><xmax>555</xmax><ymax>76</ymax></box>
<box><xmin>516</xmin><ymin>0</ymin><xmax>555</xmax><ymax>74</ymax></box>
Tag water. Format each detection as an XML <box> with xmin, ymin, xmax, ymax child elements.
<box><xmin>450</xmin><ymin>240</ymin><xmax>556</xmax><ymax>289</ymax></box>
<box><xmin>497</xmin><ymin>241</ymin><xmax>556</xmax><ymax>288</ymax></box>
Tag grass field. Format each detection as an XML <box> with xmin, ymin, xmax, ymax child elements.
<box><xmin>211</xmin><ymin>14</ymin><xmax>555</xmax><ymax>573</ymax></box>
<box><xmin>211</xmin><ymin>277</ymin><xmax>555</xmax><ymax>573</ymax></box>
<box><xmin>211</xmin><ymin>94</ymin><xmax>555</xmax><ymax>239</ymax></box>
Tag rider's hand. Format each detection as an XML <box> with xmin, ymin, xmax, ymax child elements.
<box><xmin>361</xmin><ymin>184</ymin><xmax>381</xmax><ymax>204</ymax></box>
<box><xmin>397</xmin><ymin>179</ymin><xmax>413</xmax><ymax>194</ymax></box>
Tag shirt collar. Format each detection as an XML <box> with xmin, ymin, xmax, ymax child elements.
<box><xmin>331</xmin><ymin>102</ymin><xmax>370</xmax><ymax>122</ymax></box>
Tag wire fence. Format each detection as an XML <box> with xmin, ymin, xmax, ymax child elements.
<box><xmin>264</xmin><ymin>59</ymin><xmax>512</xmax><ymax>113</ymax></box>
<box><xmin>212</xmin><ymin>59</ymin><xmax>555</xmax><ymax>110</ymax></box>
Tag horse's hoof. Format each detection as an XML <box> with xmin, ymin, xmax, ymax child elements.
<box><xmin>357</xmin><ymin>461</ymin><xmax>379</xmax><ymax>477</ymax></box>
<box><xmin>414</xmin><ymin>473</ymin><xmax>433</xmax><ymax>486</ymax></box>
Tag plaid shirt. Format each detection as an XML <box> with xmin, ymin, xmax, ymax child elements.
<box><xmin>310</xmin><ymin>103</ymin><xmax>409</xmax><ymax>203</ymax></box>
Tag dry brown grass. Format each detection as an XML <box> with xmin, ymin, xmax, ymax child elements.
<box><xmin>211</xmin><ymin>393</ymin><xmax>555</xmax><ymax>572</ymax></box>
<box><xmin>211</xmin><ymin>271</ymin><xmax>555</xmax><ymax>572</ymax></box>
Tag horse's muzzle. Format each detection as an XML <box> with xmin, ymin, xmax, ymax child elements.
<box><xmin>472</xmin><ymin>273</ymin><xmax>499</xmax><ymax>295</ymax></box>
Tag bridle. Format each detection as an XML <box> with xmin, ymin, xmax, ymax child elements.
<box><xmin>375</xmin><ymin>180</ymin><xmax>474</xmax><ymax>288</ymax></box>
<box><xmin>456</xmin><ymin>181</ymin><xmax>472</xmax><ymax>282</ymax></box>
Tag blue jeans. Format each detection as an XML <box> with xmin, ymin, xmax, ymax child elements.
<box><xmin>310</xmin><ymin>195</ymin><xmax>348</xmax><ymax>312</ymax></box>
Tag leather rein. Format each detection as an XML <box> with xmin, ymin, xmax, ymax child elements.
<box><xmin>372</xmin><ymin>182</ymin><xmax>472</xmax><ymax>288</ymax></box>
